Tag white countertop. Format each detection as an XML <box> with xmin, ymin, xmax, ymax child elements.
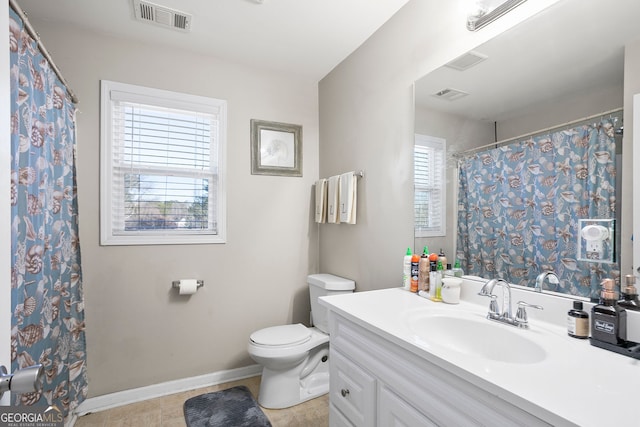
<box><xmin>320</xmin><ymin>285</ymin><xmax>640</xmax><ymax>427</ymax></box>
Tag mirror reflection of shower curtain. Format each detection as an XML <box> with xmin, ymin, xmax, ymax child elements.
<box><xmin>9</xmin><ymin>8</ymin><xmax>87</xmax><ymax>419</ymax></box>
<box><xmin>455</xmin><ymin>117</ymin><xmax>619</xmax><ymax>299</ymax></box>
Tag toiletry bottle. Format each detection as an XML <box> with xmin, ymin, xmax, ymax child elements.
<box><xmin>438</xmin><ymin>249</ymin><xmax>447</xmax><ymax>269</ymax></box>
<box><xmin>568</xmin><ymin>301</ymin><xmax>589</xmax><ymax>339</ymax></box>
<box><xmin>618</xmin><ymin>274</ymin><xmax>640</xmax><ymax>311</ymax></box>
<box><xmin>410</xmin><ymin>253</ymin><xmax>420</xmax><ymax>293</ymax></box>
<box><xmin>444</xmin><ymin>263</ymin><xmax>453</xmax><ymax>277</ymax></box>
<box><xmin>453</xmin><ymin>259</ymin><xmax>464</xmax><ymax>278</ymax></box>
<box><xmin>435</xmin><ymin>260</ymin><xmax>444</xmax><ymax>301</ymax></box>
<box><xmin>402</xmin><ymin>247</ymin><xmax>412</xmax><ymax>290</ymax></box>
<box><xmin>418</xmin><ymin>246</ymin><xmax>430</xmax><ymax>292</ymax></box>
<box><xmin>591</xmin><ymin>278</ymin><xmax>627</xmax><ymax>345</ymax></box>
<box><xmin>429</xmin><ymin>263</ymin><xmax>438</xmax><ymax>300</ymax></box>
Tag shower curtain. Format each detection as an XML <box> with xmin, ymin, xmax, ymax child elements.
<box><xmin>9</xmin><ymin>7</ymin><xmax>87</xmax><ymax>418</ymax></box>
<box><xmin>456</xmin><ymin>118</ymin><xmax>619</xmax><ymax>299</ymax></box>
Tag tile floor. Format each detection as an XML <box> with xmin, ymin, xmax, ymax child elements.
<box><xmin>74</xmin><ymin>375</ymin><xmax>329</xmax><ymax>427</ymax></box>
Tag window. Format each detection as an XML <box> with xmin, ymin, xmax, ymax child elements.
<box><xmin>414</xmin><ymin>134</ymin><xmax>446</xmax><ymax>237</ymax></box>
<box><xmin>100</xmin><ymin>80</ymin><xmax>226</xmax><ymax>245</ymax></box>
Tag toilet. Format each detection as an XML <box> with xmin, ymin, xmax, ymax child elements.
<box><xmin>247</xmin><ymin>273</ymin><xmax>355</xmax><ymax>409</ymax></box>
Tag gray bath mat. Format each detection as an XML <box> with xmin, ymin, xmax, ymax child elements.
<box><xmin>183</xmin><ymin>385</ymin><xmax>272</xmax><ymax>427</ymax></box>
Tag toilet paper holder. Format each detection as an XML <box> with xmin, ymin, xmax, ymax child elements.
<box><xmin>172</xmin><ymin>280</ymin><xmax>204</xmax><ymax>289</ymax></box>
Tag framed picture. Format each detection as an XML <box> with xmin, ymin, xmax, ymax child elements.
<box><xmin>251</xmin><ymin>119</ymin><xmax>302</xmax><ymax>177</ymax></box>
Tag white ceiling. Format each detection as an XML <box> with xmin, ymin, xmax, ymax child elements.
<box><xmin>16</xmin><ymin>0</ymin><xmax>411</xmax><ymax>81</ymax></box>
<box><xmin>415</xmin><ymin>0</ymin><xmax>640</xmax><ymax>123</ymax></box>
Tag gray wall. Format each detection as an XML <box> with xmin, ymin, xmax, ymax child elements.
<box><xmin>26</xmin><ymin>21</ymin><xmax>320</xmax><ymax>397</ymax></box>
<box><xmin>496</xmin><ymin>84</ymin><xmax>624</xmax><ymax>142</ymax></box>
<box><xmin>318</xmin><ymin>0</ymin><xmax>562</xmax><ymax>290</ymax></box>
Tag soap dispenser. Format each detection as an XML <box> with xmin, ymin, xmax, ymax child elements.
<box><xmin>591</xmin><ymin>278</ymin><xmax>627</xmax><ymax>346</ymax></box>
<box><xmin>618</xmin><ymin>274</ymin><xmax>640</xmax><ymax>311</ymax></box>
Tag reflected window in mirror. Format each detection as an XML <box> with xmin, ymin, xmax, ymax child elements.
<box><xmin>414</xmin><ymin>134</ymin><xmax>446</xmax><ymax>238</ymax></box>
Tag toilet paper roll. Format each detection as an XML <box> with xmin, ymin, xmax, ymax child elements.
<box><xmin>178</xmin><ymin>279</ymin><xmax>199</xmax><ymax>295</ymax></box>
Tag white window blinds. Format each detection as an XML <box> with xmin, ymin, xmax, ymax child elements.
<box><xmin>414</xmin><ymin>134</ymin><xmax>446</xmax><ymax>237</ymax></box>
<box><xmin>100</xmin><ymin>81</ymin><xmax>227</xmax><ymax>245</ymax></box>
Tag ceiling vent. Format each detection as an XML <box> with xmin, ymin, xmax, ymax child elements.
<box><xmin>133</xmin><ymin>0</ymin><xmax>192</xmax><ymax>32</ymax></box>
<box><xmin>445</xmin><ymin>51</ymin><xmax>488</xmax><ymax>71</ymax></box>
<box><xmin>432</xmin><ymin>88</ymin><xmax>469</xmax><ymax>101</ymax></box>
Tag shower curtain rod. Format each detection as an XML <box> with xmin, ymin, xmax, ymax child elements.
<box><xmin>9</xmin><ymin>0</ymin><xmax>79</xmax><ymax>104</ymax></box>
<box><xmin>454</xmin><ymin>107</ymin><xmax>623</xmax><ymax>158</ymax></box>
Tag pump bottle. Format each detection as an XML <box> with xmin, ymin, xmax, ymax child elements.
<box><xmin>618</xmin><ymin>275</ymin><xmax>640</xmax><ymax>311</ymax></box>
<box><xmin>591</xmin><ymin>278</ymin><xmax>626</xmax><ymax>346</ymax></box>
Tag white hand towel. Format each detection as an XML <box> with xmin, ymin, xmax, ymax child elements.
<box><xmin>314</xmin><ymin>179</ymin><xmax>327</xmax><ymax>223</ymax></box>
<box><xmin>327</xmin><ymin>175</ymin><xmax>341</xmax><ymax>224</ymax></box>
<box><xmin>339</xmin><ymin>172</ymin><xmax>357</xmax><ymax>224</ymax></box>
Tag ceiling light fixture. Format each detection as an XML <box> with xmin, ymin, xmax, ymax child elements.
<box><xmin>467</xmin><ymin>0</ymin><xmax>528</xmax><ymax>31</ymax></box>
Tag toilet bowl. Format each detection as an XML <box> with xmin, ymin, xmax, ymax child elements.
<box><xmin>247</xmin><ymin>274</ymin><xmax>355</xmax><ymax>409</ymax></box>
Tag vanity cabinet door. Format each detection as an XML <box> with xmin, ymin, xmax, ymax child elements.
<box><xmin>330</xmin><ymin>403</ymin><xmax>356</xmax><ymax>427</ymax></box>
<box><xmin>330</xmin><ymin>348</ymin><xmax>376</xmax><ymax>426</ymax></box>
<box><xmin>378</xmin><ymin>385</ymin><xmax>438</xmax><ymax>427</ymax></box>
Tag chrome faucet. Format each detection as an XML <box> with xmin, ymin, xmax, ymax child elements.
<box><xmin>534</xmin><ymin>271</ymin><xmax>559</xmax><ymax>292</ymax></box>
<box><xmin>479</xmin><ymin>278</ymin><xmax>512</xmax><ymax>319</ymax></box>
<box><xmin>478</xmin><ymin>278</ymin><xmax>543</xmax><ymax>328</ymax></box>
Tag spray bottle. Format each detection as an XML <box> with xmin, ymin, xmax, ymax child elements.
<box><xmin>410</xmin><ymin>253</ymin><xmax>420</xmax><ymax>293</ymax></box>
<box><xmin>402</xmin><ymin>248</ymin><xmax>412</xmax><ymax>291</ymax></box>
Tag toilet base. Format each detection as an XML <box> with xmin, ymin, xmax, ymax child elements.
<box><xmin>257</xmin><ymin>346</ymin><xmax>330</xmax><ymax>409</ymax></box>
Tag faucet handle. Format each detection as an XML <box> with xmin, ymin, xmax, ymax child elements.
<box><xmin>515</xmin><ymin>301</ymin><xmax>543</xmax><ymax>327</ymax></box>
<box><xmin>489</xmin><ymin>295</ymin><xmax>500</xmax><ymax>316</ymax></box>
<box><xmin>478</xmin><ymin>294</ymin><xmax>500</xmax><ymax>316</ymax></box>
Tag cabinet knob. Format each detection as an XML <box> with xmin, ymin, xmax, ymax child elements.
<box><xmin>341</xmin><ymin>388</ymin><xmax>350</xmax><ymax>397</ymax></box>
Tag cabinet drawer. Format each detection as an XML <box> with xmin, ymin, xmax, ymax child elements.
<box><xmin>330</xmin><ymin>349</ymin><xmax>376</xmax><ymax>426</ymax></box>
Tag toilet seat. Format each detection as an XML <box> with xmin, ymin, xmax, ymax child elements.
<box><xmin>250</xmin><ymin>323</ymin><xmax>311</xmax><ymax>347</ymax></box>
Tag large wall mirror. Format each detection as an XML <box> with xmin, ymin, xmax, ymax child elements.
<box><xmin>414</xmin><ymin>0</ymin><xmax>640</xmax><ymax>299</ymax></box>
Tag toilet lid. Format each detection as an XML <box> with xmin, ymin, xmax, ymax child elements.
<box><xmin>250</xmin><ymin>323</ymin><xmax>311</xmax><ymax>347</ymax></box>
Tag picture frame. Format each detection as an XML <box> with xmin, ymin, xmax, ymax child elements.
<box><xmin>251</xmin><ymin>119</ymin><xmax>302</xmax><ymax>177</ymax></box>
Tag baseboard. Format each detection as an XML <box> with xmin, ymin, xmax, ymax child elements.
<box><xmin>74</xmin><ymin>364</ymin><xmax>262</xmax><ymax>417</ymax></box>
<box><xmin>64</xmin><ymin>412</ymin><xmax>77</xmax><ymax>427</ymax></box>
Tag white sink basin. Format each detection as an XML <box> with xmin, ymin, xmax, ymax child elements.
<box><xmin>406</xmin><ymin>310</ymin><xmax>547</xmax><ymax>364</ymax></box>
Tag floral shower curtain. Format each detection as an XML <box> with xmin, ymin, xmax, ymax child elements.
<box><xmin>456</xmin><ymin>118</ymin><xmax>619</xmax><ymax>300</ymax></box>
<box><xmin>9</xmin><ymin>7</ymin><xmax>87</xmax><ymax>417</ymax></box>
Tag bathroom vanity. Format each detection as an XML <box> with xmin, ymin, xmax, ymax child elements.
<box><xmin>320</xmin><ymin>278</ymin><xmax>640</xmax><ymax>427</ymax></box>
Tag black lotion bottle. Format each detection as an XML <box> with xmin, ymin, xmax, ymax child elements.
<box><xmin>591</xmin><ymin>278</ymin><xmax>627</xmax><ymax>346</ymax></box>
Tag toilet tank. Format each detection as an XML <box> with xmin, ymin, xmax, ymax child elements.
<box><xmin>308</xmin><ymin>274</ymin><xmax>355</xmax><ymax>333</ymax></box>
